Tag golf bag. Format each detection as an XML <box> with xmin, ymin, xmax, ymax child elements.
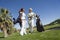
<box><xmin>36</xmin><ymin>15</ymin><xmax>44</xmax><ymax>32</ymax></box>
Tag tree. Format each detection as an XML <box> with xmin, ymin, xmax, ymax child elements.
<box><xmin>0</xmin><ymin>8</ymin><xmax>14</xmax><ymax>37</ymax></box>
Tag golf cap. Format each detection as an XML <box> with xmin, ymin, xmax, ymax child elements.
<box><xmin>29</xmin><ymin>8</ymin><xmax>33</xmax><ymax>10</ymax></box>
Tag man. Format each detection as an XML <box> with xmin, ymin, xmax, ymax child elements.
<box><xmin>28</xmin><ymin>8</ymin><xmax>36</xmax><ymax>33</ymax></box>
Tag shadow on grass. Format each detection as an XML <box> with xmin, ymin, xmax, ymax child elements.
<box><xmin>0</xmin><ymin>36</ymin><xmax>4</xmax><ymax>38</ymax></box>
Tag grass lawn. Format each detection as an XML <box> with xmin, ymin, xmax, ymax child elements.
<box><xmin>0</xmin><ymin>30</ymin><xmax>60</xmax><ymax>40</ymax></box>
<box><xmin>44</xmin><ymin>24</ymin><xmax>60</xmax><ymax>30</ymax></box>
<box><xmin>0</xmin><ymin>24</ymin><xmax>60</xmax><ymax>40</ymax></box>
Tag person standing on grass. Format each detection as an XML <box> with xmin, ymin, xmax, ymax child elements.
<box><xmin>27</xmin><ymin>8</ymin><xmax>36</xmax><ymax>33</ymax></box>
<box><xmin>19</xmin><ymin>8</ymin><xmax>27</xmax><ymax>36</ymax></box>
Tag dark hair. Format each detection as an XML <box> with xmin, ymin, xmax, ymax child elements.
<box><xmin>19</xmin><ymin>8</ymin><xmax>24</xmax><ymax>13</ymax></box>
<box><xmin>21</xmin><ymin>8</ymin><xmax>24</xmax><ymax>11</ymax></box>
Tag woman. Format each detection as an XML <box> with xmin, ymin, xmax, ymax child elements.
<box><xmin>19</xmin><ymin>8</ymin><xmax>27</xmax><ymax>36</ymax></box>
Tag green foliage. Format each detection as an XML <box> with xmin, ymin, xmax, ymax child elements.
<box><xmin>50</xmin><ymin>19</ymin><xmax>60</xmax><ymax>25</ymax></box>
<box><xmin>0</xmin><ymin>8</ymin><xmax>13</xmax><ymax>34</ymax></box>
<box><xmin>44</xmin><ymin>19</ymin><xmax>60</xmax><ymax>26</ymax></box>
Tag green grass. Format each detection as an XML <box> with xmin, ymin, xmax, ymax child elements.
<box><xmin>44</xmin><ymin>24</ymin><xmax>60</xmax><ymax>30</ymax></box>
<box><xmin>0</xmin><ymin>24</ymin><xmax>60</xmax><ymax>40</ymax></box>
<box><xmin>0</xmin><ymin>30</ymin><xmax>60</xmax><ymax>40</ymax></box>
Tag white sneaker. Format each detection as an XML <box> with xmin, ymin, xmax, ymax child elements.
<box><xmin>20</xmin><ymin>32</ymin><xmax>23</xmax><ymax>36</ymax></box>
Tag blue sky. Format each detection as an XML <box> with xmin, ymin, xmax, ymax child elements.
<box><xmin>0</xmin><ymin>0</ymin><xmax>60</xmax><ymax>29</ymax></box>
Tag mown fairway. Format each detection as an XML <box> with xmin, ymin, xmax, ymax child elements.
<box><xmin>0</xmin><ymin>30</ymin><xmax>60</xmax><ymax>40</ymax></box>
<box><xmin>0</xmin><ymin>23</ymin><xmax>60</xmax><ymax>40</ymax></box>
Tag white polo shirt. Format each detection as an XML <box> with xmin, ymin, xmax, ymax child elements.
<box><xmin>28</xmin><ymin>12</ymin><xmax>36</xmax><ymax>20</ymax></box>
<box><xmin>20</xmin><ymin>12</ymin><xmax>26</xmax><ymax>20</ymax></box>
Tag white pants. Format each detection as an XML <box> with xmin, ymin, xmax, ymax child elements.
<box><xmin>28</xmin><ymin>19</ymin><xmax>34</xmax><ymax>33</ymax></box>
<box><xmin>20</xmin><ymin>20</ymin><xmax>27</xmax><ymax>36</ymax></box>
